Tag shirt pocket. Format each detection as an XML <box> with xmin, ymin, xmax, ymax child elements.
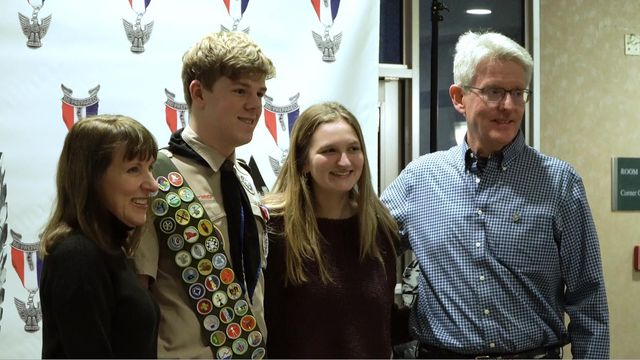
<box><xmin>488</xmin><ymin>206</ymin><xmax>559</xmax><ymax>273</ymax></box>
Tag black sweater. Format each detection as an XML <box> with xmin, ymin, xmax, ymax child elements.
<box><xmin>40</xmin><ymin>230</ymin><xmax>159</xmax><ymax>359</ymax></box>
<box><xmin>264</xmin><ymin>215</ymin><xmax>397</xmax><ymax>359</ymax></box>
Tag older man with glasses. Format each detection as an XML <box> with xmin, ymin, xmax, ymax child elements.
<box><xmin>382</xmin><ymin>31</ymin><xmax>609</xmax><ymax>359</ymax></box>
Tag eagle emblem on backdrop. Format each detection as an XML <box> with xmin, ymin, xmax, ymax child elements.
<box><xmin>220</xmin><ymin>0</ymin><xmax>250</xmax><ymax>33</ymax></box>
<box><xmin>0</xmin><ymin>153</ymin><xmax>9</xmax><ymax>334</ymax></box>
<box><xmin>310</xmin><ymin>0</ymin><xmax>342</xmax><ymax>62</ymax></box>
<box><xmin>10</xmin><ymin>230</ymin><xmax>42</xmax><ymax>332</ymax></box>
<box><xmin>123</xmin><ymin>0</ymin><xmax>154</xmax><ymax>53</ymax></box>
<box><xmin>18</xmin><ymin>0</ymin><xmax>52</xmax><ymax>49</ymax></box>
<box><xmin>164</xmin><ymin>88</ymin><xmax>189</xmax><ymax>133</ymax></box>
<box><xmin>61</xmin><ymin>84</ymin><xmax>100</xmax><ymax>131</ymax></box>
<box><xmin>263</xmin><ymin>93</ymin><xmax>300</xmax><ymax>177</ymax></box>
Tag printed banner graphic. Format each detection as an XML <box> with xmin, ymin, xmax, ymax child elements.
<box><xmin>123</xmin><ymin>0</ymin><xmax>154</xmax><ymax>53</ymax></box>
<box><xmin>18</xmin><ymin>0</ymin><xmax>51</xmax><ymax>48</ymax></box>
<box><xmin>61</xmin><ymin>84</ymin><xmax>100</xmax><ymax>131</ymax></box>
<box><xmin>10</xmin><ymin>230</ymin><xmax>42</xmax><ymax>332</ymax></box>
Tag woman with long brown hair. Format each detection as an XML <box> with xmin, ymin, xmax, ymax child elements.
<box><xmin>40</xmin><ymin>115</ymin><xmax>160</xmax><ymax>358</ymax></box>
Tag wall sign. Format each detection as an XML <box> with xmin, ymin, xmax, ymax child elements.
<box><xmin>612</xmin><ymin>157</ymin><xmax>640</xmax><ymax>211</ymax></box>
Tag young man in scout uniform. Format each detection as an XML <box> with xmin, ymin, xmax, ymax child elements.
<box><xmin>134</xmin><ymin>31</ymin><xmax>276</xmax><ymax>359</ymax></box>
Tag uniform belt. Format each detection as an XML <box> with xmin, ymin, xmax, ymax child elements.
<box><xmin>417</xmin><ymin>343</ymin><xmax>561</xmax><ymax>359</ymax></box>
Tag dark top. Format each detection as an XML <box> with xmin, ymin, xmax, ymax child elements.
<box><xmin>40</xmin><ymin>227</ymin><xmax>159</xmax><ymax>359</ymax></box>
<box><xmin>264</xmin><ymin>215</ymin><xmax>397</xmax><ymax>359</ymax></box>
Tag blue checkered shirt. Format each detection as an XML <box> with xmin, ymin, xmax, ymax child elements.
<box><xmin>381</xmin><ymin>132</ymin><xmax>609</xmax><ymax>358</ymax></box>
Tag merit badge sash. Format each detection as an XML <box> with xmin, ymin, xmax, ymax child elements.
<box><xmin>152</xmin><ymin>152</ymin><xmax>266</xmax><ymax>359</ymax></box>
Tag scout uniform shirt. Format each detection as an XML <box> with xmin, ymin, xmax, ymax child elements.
<box><xmin>133</xmin><ymin>126</ymin><xmax>268</xmax><ymax>358</ymax></box>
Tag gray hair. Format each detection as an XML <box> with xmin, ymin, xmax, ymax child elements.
<box><xmin>453</xmin><ymin>31</ymin><xmax>533</xmax><ymax>87</ymax></box>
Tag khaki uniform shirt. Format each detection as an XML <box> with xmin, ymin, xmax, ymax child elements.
<box><xmin>134</xmin><ymin>126</ymin><xmax>268</xmax><ymax>358</ymax></box>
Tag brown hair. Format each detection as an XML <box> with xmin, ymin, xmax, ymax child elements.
<box><xmin>181</xmin><ymin>31</ymin><xmax>276</xmax><ymax>108</ymax></box>
<box><xmin>263</xmin><ymin>102</ymin><xmax>399</xmax><ymax>284</ymax></box>
<box><xmin>40</xmin><ymin>115</ymin><xmax>158</xmax><ymax>256</ymax></box>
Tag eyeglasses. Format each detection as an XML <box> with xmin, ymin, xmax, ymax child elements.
<box><xmin>464</xmin><ymin>86</ymin><xmax>531</xmax><ymax>104</ymax></box>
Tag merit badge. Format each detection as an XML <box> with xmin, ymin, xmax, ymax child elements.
<box><xmin>248</xmin><ymin>331</ymin><xmax>262</xmax><ymax>347</ymax></box>
<box><xmin>189</xmin><ymin>283</ymin><xmax>205</xmax><ymax>300</ymax></box>
<box><xmin>204</xmin><ymin>274</ymin><xmax>221</xmax><ymax>292</ymax></box>
<box><xmin>212</xmin><ymin>253</ymin><xmax>227</xmax><ymax>270</ymax></box>
<box><xmin>241</xmin><ymin>315</ymin><xmax>256</xmax><ymax>332</ymax></box>
<box><xmin>182</xmin><ymin>267</ymin><xmax>199</xmax><ymax>284</ymax></box>
<box><xmin>217</xmin><ymin>346</ymin><xmax>233</xmax><ymax>359</ymax></box>
<box><xmin>234</xmin><ymin>300</ymin><xmax>248</xmax><ymax>316</ymax></box>
<box><xmin>168</xmin><ymin>172</ymin><xmax>183</xmax><ymax>187</ymax></box>
<box><xmin>166</xmin><ymin>192</ymin><xmax>181</xmax><ymax>207</ymax></box>
<box><xmin>220</xmin><ymin>268</ymin><xmax>235</xmax><ymax>284</ymax></box>
<box><xmin>197</xmin><ymin>259</ymin><xmax>213</xmax><ymax>276</ymax></box>
<box><xmin>175</xmin><ymin>209</ymin><xmax>190</xmax><ymax>226</ymax></box>
<box><xmin>211</xmin><ymin>331</ymin><xmax>227</xmax><ymax>347</ymax></box>
<box><xmin>178</xmin><ymin>187</ymin><xmax>195</xmax><ymax>202</ymax></box>
<box><xmin>203</xmin><ymin>314</ymin><xmax>220</xmax><ymax>331</ymax></box>
<box><xmin>198</xmin><ymin>219</ymin><xmax>213</xmax><ymax>236</ymax></box>
<box><xmin>159</xmin><ymin>217</ymin><xmax>176</xmax><ymax>234</ymax></box>
<box><xmin>227</xmin><ymin>283</ymin><xmax>242</xmax><ymax>301</ymax></box>
<box><xmin>212</xmin><ymin>290</ymin><xmax>228</xmax><ymax>308</ymax></box>
<box><xmin>232</xmin><ymin>338</ymin><xmax>249</xmax><ymax>355</ymax></box>
<box><xmin>226</xmin><ymin>323</ymin><xmax>241</xmax><ymax>340</ymax></box>
<box><xmin>252</xmin><ymin>347</ymin><xmax>266</xmax><ymax>360</ymax></box>
<box><xmin>197</xmin><ymin>298</ymin><xmax>213</xmax><ymax>315</ymax></box>
<box><xmin>219</xmin><ymin>307</ymin><xmax>235</xmax><ymax>324</ymax></box>
<box><xmin>188</xmin><ymin>203</ymin><xmax>204</xmax><ymax>219</ymax></box>
<box><xmin>175</xmin><ymin>250</ymin><xmax>192</xmax><ymax>268</ymax></box>
<box><xmin>205</xmin><ymin>236</ymin><xmax>220</xmax><ymax>253</ymax></box>
<box><xmin>152</xmin><ymin>198</ymin><xmax>169</xmax><ymax>216</ymax></box>
<box><xmin>156</xmin><ymin>176</ymin><xmax>170</xmax><ymax>191</ymax></box>
<box><xmin>190</xmin><ymin>243</ymin><xmax>206</xmax><ymax>260</ymax></box>
<box><xmin>184</xmin><ymin>226</ymin><xmax>199</xmax><ymax>243</ymax></box>
<box><xmin>167</xmin><ymin>234</ymin><xmax>184</xmax><ymax>251</ymax></box>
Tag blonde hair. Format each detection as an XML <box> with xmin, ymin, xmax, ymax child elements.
<box><xmin>263</xmin><ymin>102</ymin><xmax>399</xmax><ymax>285</ymax></box>
<box><xmin>40</xmin><ymin>115</ymin><xmax>157</xmax><ymax>256</ymax></box>
<box><xmin>181</xmin><ymin>31</ymin><xmax>276</xmax><ymax>108</ymax></box>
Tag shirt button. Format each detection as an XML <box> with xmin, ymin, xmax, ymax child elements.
<box><xmin>475</xmin><ymin>177</ymin><xmax>480</xmax><ymax>183</ymax></box>
<box><xmin>484</xmin><ymin>309</ymin><xmax>490</xmax><ymax>315</ymax></box>
<box><xmin>475</xmin><ymin>242</ymin><xmax>481</xmax><ymax>248</ymax></box>
<box><xmin>489</xmin><ymin>342</ymin><xmax>496</xmax><ymax>348</ymax></box>
<box><xmin>477</xmin><ymin>209</ymin><xmax>483</xmax><ymax>216</ymax></box>
<box><xmin>479</xmin><ymin>275</ymin><xmax>485</xmax><ymax>281</ymax></box>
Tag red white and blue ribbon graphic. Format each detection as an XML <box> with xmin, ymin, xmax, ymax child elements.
<box><xmin>129</xmin><ymin>0</ymin><xmax>151</xmax><ymax>14</ymax></box>
<box><xmin>223</xmin><ymin>0</ymin><xmax>249</xmax><ymax>19</ymax></box>
<box><xmin>311</xmin><ymin>0</ymin><xmax>340</xmax><ymax>25</ymax></box>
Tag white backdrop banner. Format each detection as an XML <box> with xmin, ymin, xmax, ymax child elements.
<box><xmin>0</xmin><ymin>0</ymin><xmax>379</xmax><ymax>357</ymax></box>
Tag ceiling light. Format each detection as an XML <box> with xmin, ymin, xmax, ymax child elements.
<box><xmin>466</xmin><ymin>9</ymin><xmax>492</xmax><ymax>15</ymax></box>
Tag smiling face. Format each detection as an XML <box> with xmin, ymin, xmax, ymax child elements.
<box><xmin>304</xmin><ymin>118</ymin><xmax>364</xmax><ymax>201</ymax></box>
<box><xmin>101</xmin><ymin>144</ymin><xmax>158</xmax><ymax>228</ymax></box>
<box><xmin>451</xmin><ymin>59</ymin><xmax>526</xmax><ymax>156</ymax></box>
<box><xmin>190</xmin><ymin>75</ymin><xmax>267</xmax><ymax>156</ymax></box>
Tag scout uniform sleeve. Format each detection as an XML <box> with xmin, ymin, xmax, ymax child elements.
<box><xmin>133</xmin><ymin>222</ymin><xmax>161</xmax><ymax>282</ymax></box>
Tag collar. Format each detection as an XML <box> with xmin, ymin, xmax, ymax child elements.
<box><xmin>168</xmin><ymin>125</ymin><xmax>234</xmax><ymax>172</ymax></box>
<box><xmin>460</xmin><ymin>131</ymin><xmax>525</xmax><ymax>173</ymax></box>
